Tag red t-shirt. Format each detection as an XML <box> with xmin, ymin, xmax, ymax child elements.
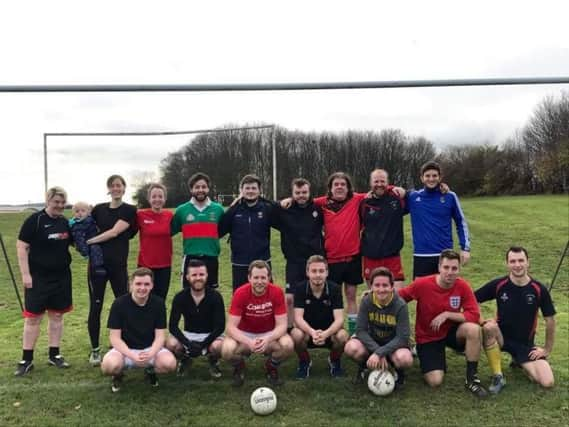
<box><xmin>313</xmin><ymin>193</ymin><xmax>366</xmax><ymax>262</ymax></box>
<box><xmin>398</xmin><ymin>275</ymin><xmax>480</xmax><ymax>344</ymax></box>
<box><xmin>136</xmin><ymin>209</ymin><xmax>173</xmax><ymax>268</ymax></box>
<box><xmin>229</xmin><ymin>283</ymin><xmax>287</xmax><ymax>334</ymax></box>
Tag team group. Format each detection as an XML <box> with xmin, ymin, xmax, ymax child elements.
<box><xmin>14</xmin><ymin>162</ymin><xmax>557</xmax><ymax>398</ymax></box>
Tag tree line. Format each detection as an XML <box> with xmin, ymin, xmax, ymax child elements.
<box><xmin>134</xmin><ymin>91</ymin><xmax>568</xmax><ymax>207</ymax></box>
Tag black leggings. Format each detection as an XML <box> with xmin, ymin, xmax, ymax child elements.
<box><xmin>87</xmin><ymin>263</ymin><xmax>128</xmax><ymax>348</ymax></box>
<box><xmin>148</xmin><ymin>266</ymin><xmax>171</xmax><ymax>301</ymax></box>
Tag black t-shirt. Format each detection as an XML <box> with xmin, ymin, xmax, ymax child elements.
<box><xmin>91</xmin><ymin>202</ymin><xmax>137</xmax><ymax>266</ymax></box>
<box><xmin>475</xmin><ymin>276</ymin><xmax>556</xmax><ymax>346</ymax></box>
<box><xmin>18</xmin><ymin>209</ymin><xmax>71</xmax><ymax>275</ymax></box>
<box><xmin>294</xmin><ymin>280</ymin><xmax>343</xmax><ymax>330</ymax></box>
<box><xmin>169</xmin><ymin>288</ymin><xmax>226</xmax><ymax>347</ymax></box>
<box><xmin>107</xmin><ymin>294</ymin><xmax>167</xmax><ymax>349</ymax></box>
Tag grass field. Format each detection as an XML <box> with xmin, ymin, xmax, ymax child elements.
<box><xmin>0</xmin><ymin>195</ymin><xmax>568</xmax><ymax>427</ymax></box>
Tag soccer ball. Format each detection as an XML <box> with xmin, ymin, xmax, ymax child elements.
<box><xmin>367</xmin><ymin>369</ymin><xmax>395</xmax><ymax>396</ymax></box>
<box><xmin>250</xmin><ymin>387</ymin><xmax>277</xmax><ymax>415</ymax></box>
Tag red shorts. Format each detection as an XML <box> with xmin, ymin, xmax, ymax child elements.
<box><xmin>363</xmin><ymin>255</ymin><xmax>405</xmax><ymax>281</ymax></box>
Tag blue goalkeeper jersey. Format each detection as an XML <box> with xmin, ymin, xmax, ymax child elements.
<box><xmin>407</xmin><ymin>187</ymin><xmax>470</xmax><ymax>256</ymax></box>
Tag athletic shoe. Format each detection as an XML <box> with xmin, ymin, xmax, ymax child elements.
<box><xmin>111</xmin><ymin>373</ymin><xmax>124</xmax><ymax>393</ymax></box>
<box><xmin>465</xmin><ymin>376</ymin><xmax>489</xmax><ymax>398</ymax></box>
<box><xmin>14</xmin><ymin>360</ymin><xmax>34</xmax><ymax>377</ymax></box>
<box><xmin>265</xmin><ymin>359</ymin><xmax>284</xmax><ymax>386</ymax></box>
<box><xmin>352</xmin><ymin>365</ymin><xmax>366</xmax><ymax>385</ymax></box>
<box><xmin>48</xmin><ymin>354</ymin><xmax>70</xmax><ymax>369</ymax></box>
<box><xmin>411</xmin><ymin>345</ymin><xmax>418</xmax><ymax>358</ymax></box>
<box><xmin>296</xmin><ymin>359</ymin><xmax>312</xmax><ymax>380</ymax></box>
<box><xmin>89</xmin><ymin>349</ymin><xmax>101</xmax><ymax>367</ymax></box>
<box><xmin>328</xmin><ymin>357</ymin><xmax>344</xmax><ymax>378</ymax></box>
<box><xmin>489</xmin><ymin>374</ymin><xmax>506</xmax><ymax>395</ymax></box>
<box><xmin>144</xmin><ymin>367</ymin><xmax>159</xmax><ymax>387</ymax></box>
<box><xmin>208</xmin><ymin>358</ymin><xmax>222</xmax><ymax>379</ymax></box>
<box><xmin>232</xmin><ymin>361</ymin><xmax>245</xmax><ymax>387</ymax></box>
<box><xmin>176</xmin><ymin>357</ymin><xmax>192</xmax><ymax>377</ymax></box>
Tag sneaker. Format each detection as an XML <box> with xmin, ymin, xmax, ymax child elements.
<box><xmin>411</xmin><ymin>345</ymin><xmax>418</xmax><ymax>358</ymax></box>
<box><xmin>176</xmin><ymin>357</ymin><xmax>192</xmax><ymax>377</ymax></box>
<box><xmin>352</xmin><ymin>365</ymin><xmax>366</xmax><ymax>385</ymax></box>
<box><xmin>328</xmin><ymin>357</ymin><xmax>344</xmax><ymax>378</ymax></box>
<box><xmin>14</xmin><ymin>360</ymin><xmax>34</xmax><ymax>377</ymax></box>
<box><xmin>144</xmin><ymin>367</ymin><xmax>159</xmax><ymax>387</ymax></box>
<box><xmin>296</xmin><ymin>359</ymin><xmax>312</xmax><ymax>380</ymax></box>
<box><xmin>89</xmin><ymin>349</ymin><xmax>101</xmax><ymax>367</ymax></box>
<box><xmin>232</xmin><ymin>361</ymin><xmax>245</xmax><ymax>387</ymax></box>
<box><xmin>489</xmin><ymin>374</ymin><xmax>506</xmax><ymax>395</ymax></box>
<box><xmin>48</xmin><ymin>354</ymin><xmax>70</xmax><ymax>369</ymax></box>
<box><xmin>265</xmin><ymin>359</ymin><xmax>284</xmax><ymax>386</ymax></box>
<box><xmin>208</xmin><ymin>358</ymin><xmax>222</xmax><ymax>379</ymax></box>
<box><xmin>111</xmin><ymin>373</ymin><xmax>124</xmax><ymax>393</ymax></box>
<box><xmin>465</xmin><ymin>376</ymin><xmax>489</xmax><ymax>398</ymax></box>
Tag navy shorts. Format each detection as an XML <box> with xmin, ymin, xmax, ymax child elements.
<box><xmin>416</xmin><ymin>324</ymin><xmax>465</xmax><ymax>374</ymax></box>
<box><xmin>413</xmin><ymin>256</ymin><xmax>440</xmax><ymax>279</ymax></box>
<box><xmin>503</xmin><ymin>338</ymin><xmax>544</xmax><ymax>365</ymax></box>
<box><xmin>328</xmin><ymin>255</ymin><xmax>362</xmax><ymax>286</ymax></box>
<box><xmin>24</xmin><ymin>269</ymin><xmax>73</xmax><ymax>317</ymax></box>
<box><xmin>285</xmin><ymin>260</ymin><xmax>307</xmax><ymax>294</ymax></box>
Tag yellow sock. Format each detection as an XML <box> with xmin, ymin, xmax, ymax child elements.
<box><xmin>485</xmin><ymin>343</ymin><xmax>503</xmax><ymax>375</ymax></box>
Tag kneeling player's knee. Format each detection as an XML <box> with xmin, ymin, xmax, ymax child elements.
<box><xmin>463</xmin><ymin>323</ymin><xmax>481</xmax><ymax>342</ymax></box>
<box><xmin>392</xmin><ymin>350</ymin><xmax>413</xmax><ymax>368</ymax></box>
<box><xmin>540</xmin><ymin>376</ymin><xmax>555</xmax><ymax>388</ymax></box>
<box><xmin>156</xmin><ymin>352</ymin><xmax>177</xmax><ymax>373</ymax></box>
<box><xmin>221</xmin><ymin>340</ymin><xmax>237</xmax><ymax>361</ymax></box>
<box><xmin>425</xmin><ymin>372</ymin><xmax>444</xmax><ymax>387</ymax></box>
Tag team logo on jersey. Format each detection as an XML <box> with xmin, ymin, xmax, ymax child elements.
<box><xmin>258</xmin><ymin>212</ymin><xmax>264</xmax><ymax>219</ymax></box>
<box><xmin>449</xmin><ymin>296</ymin><xmax>461</xmax><ymax>309</ymax></box>
<box><xmin>186</xmin><ymin>214</ymin><xmax>195</xmax><ymax>221</ymax></box>
<box><xmin>312</xmin><ymin>210</ymin><xmax>318</xmax><ymax>218</ymax></box>
<box><xmin>525</xmin><ymin>294</ymin><xmax>536</xmax><ymax>305</ymax></box>
<box><xmin>143</xmin><ymin>219</ymin><xmax>154</xmax><ymax>224</ymax></box>
<box><xmin>44</xmin><ymin>224</ymin><xmax>53</xmax><ymax>228</ymax></box>
<box><xmin>209</xmin><ymin>213</ymin><xmax>217</xmax><ymax>221</ymax></box>
<box><xmin>390</xmin><ymin>200</ymin><xmax>399</xmax><ymax>210</ymax></box>
<box><xmin>305</xmin><ymin>299</ymin><xmax>311</xmax><ymax>305</ymax></box>
<box><xmin>500</xmin><ymin>292</ymin><xmax>509</xmax><ymax>302</ymax></box>
<box><xmin>48</xmin><ymin>232</ymin><xmax>69</xmax><ymax>240</ymax></box>
<box><xmin>416</xmin><ymin>197</ymin><xmax>422</xmax><ymax>202</ymax></box>
<box><xmin>440</xmin><ymin>197</ymin><xmax>446</xmax><ymax>203</ymax></box>
<box><xmin>323</xmin><ymin>299</ymin><xmax>331</xmax><ymax>306</ymax></box>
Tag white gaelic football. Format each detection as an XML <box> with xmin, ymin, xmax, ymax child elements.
<box><xmin>250</xmin><ymin>387</ymin><xmax>277</xmax><ymax>415</ymax></box>
<box><xmin>367</xmin><ymin>369</ymin><xmax>395</xmax><ymax>396</ymax></box>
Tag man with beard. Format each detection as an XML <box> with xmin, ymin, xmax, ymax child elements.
<box><xmin>272</xmin><ymin>178</ymin><xmax>324</xmax><ymax>329</ymax></box>
<box><xmin>221</xmin><ymin>260</ymin><xmax>293</xmax><ymax>386</ymax></box>
<box><xmin>290</xmin><ymin>255</ymin><xmax>347</xmax><ymax>379</ymax></box>
<box><xmin>167</xmin><ymin>260</ymin><xmax>225</xmax><ymax>378</ymax></box>
<box><xmin>172</xmin><ymin>172</ymin><xmax>225</xmax><ymax>289</ymax></box>
<box><xmin>476</xmin><ymin>247</ymin><xmax>556</xmax><ymax>392</ymax></box>
<box><xmin>360</xmin><ymin>169</ymin><xmax>408</xmax><ymax>290</ymax></box>
<box><xmin>219</xmin><ymin>174</ymin><xmax>277</xmax><ymax>292</ymax></box>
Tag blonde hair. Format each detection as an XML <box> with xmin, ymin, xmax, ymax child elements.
<box><xmin>45</xmin><ymin>186</ymin><xmax>67</xmax><ymax>203</ymax></box>
<box><xmin>71</xmin><ymin>201</ymin><xmax>91</xmax><ymax>214</ymax></box>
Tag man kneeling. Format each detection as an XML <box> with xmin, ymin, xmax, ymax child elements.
<box><xmin>222</xmin><ymin>260</ymin><xmax>293</xmax><ymax>387</ymax></box>
<box><xmin>101</xmin><ymin>268</ymin><xmax>176</xmax><ymax>392</ymax></box>
<box><xmin>345</xmin><ymin>267</ymin><xmax>412</xmax><ymax>387</ymax></box>
<box><xmin>290</xmin><ymin>255</ymin><xmax>348</xmax><ymax>379</ymax></box>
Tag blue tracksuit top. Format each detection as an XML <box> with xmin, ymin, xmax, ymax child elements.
<box><xmin>407</xmin><ymin>186</ymin><xmax>470</xmax><ymax>256</ymax></box>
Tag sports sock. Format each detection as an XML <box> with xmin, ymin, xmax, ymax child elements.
<box><xmin>466</xmin><ymin>361</ymin><xmax>478</xmax><ymax>383</ymax></box>
<box><xmin>23</xmin><ymin>349</ymin><xmax>34</xmax><ymax>362</ymax></box>
<box><xmin>268</xmin><ymin>357</ymin><xmax>281</xmax><ymax>368</ymax></box>
<box><xmin>92</xmin><ymin>346</ymin><xmax>101</xmax><ymax>352</ymax></box>
<box><xmin>484</xmin><ymin>343</ymin><xmax>502</xmax><ymax>376</ymax></box>
<box><xmin>298</xmin><ymin>350</ymin><xmax>310</xmax><ymax>362</ymax></box>
<box><xmin>329</xmin><ymin>350</ymin><xmax>341</xmax><ymax>362</ymax></box>
<box><xmin>49</xmin><ymin>347</ymin><xmax>60</xmax><ymax>359</ymax></box>
<box><xmin>347</xmin><ymin>315</ymin><xmax>357</xmax><ymax>335</ymax></box>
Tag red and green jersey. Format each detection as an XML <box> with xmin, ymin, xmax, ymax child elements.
<box><xmin>171</xmin><ymin>199</ymin><xmax>224</xmax><ymax>257</ymax></box>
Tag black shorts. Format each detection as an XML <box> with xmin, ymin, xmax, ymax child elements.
<box><xmin>307</xmin><ymin>336</ymin><xmax>334</xmax><ymax>349</ymax></box>
<box><xmin>182</xmin><ymin>255</ymin><xmax>219</xmax><ymax>289</ymax></box>
<box><xmin>413</xmin><ymin>256</ymin><xmax>440</xmax><ymax>279</ymax></box>
<box><xmin>24</xmin><ymin>269</ymin><xmax>73</xmax><ymax>317</ymax></box>
<box><xmin>285</xmin><ymin>260</ymin><xmax>307</xmax><ymax>294</ymax></box>
<box><xmin>416</xmin><ymin>324</ymin><xmax>465</xmax><ymax>374</ymax></box>
<box><xmin>328</xmin><ymin>256</ymin><xmax>362</xmax><ymax>286</ymax></box>
<box><xmin>502</xmin><ymin>338</ymin><xmax>544</xmax><ymax>365</ymax></box>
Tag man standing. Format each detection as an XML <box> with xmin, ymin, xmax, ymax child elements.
<box><xmin>290</xmin><ymin>255</ymin><xmax>348</xmax><ymax>379</ymax></box>
<box><xmin>15</xmin><ymin>187</ymin><xmax>73</xmax><ymax>376</ymax></box>
<box><xmin>476</xmin><ymin>246</ymin><xmax>556</xmax><ymax>392</ymax></box>
<box><xmin>344</xmin><ymin>267</ymin><xmax>413</xmax><ymax>387</ymax></box>
<box><xmin>219</xmin><ymin>174</ymin><xmax>277</xmax><ymax>292</ymax></box>
<box><xmin>167</xmin><ymin>260</ymin><xmax>225</xmax><ymax>379</ymax></box>
<box><xmin>100</xmin><ymin>268</ymin><xmax>176</xmax><ymax>392</ymax></box>
<box><xmin>360</xmin><ymin>169</ymin><xmax>408</xmax><ymax>289</ymax></box>
<box><xmin>398</xmin><ymin>250</ymin><xmax>488</xmax><ymax>398</ymax></box>
<box><xmin>172</xmin><ymin>172</ymin><xmax>225</xmax><ymax>289</ymax></box>
<box><xmin>221</xmin><ymin>260</ymin><xmax>293</xmax><ymax>386</ymax></box>
<box><xmin>272</xmin><ymin>178</ymin><xmax>324</xmax><ymax>328</ymax></box>
<box><xmin>407</xmin><ymin>161</ymin><xmax>470</xmax><ymax>278</ymax></box>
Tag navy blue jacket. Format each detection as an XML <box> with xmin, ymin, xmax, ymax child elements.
<box><xmin>69</xmin><ymin>216</ymin><xmax>104</xmax><ymax>268</ymax></box>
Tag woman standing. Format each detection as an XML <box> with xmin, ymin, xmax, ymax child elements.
<box><xmin>136</xmin><ymin>183</ymin><xmax>173</xmax><ymax>300</ymax></box>
<box><xmin>15</xmin><ymin>186</ymin><xmax>73</xmax><ymax>376</ymax></box>
<box><xmin>86</xmin><ymin>174</ymin><xmax>137</xmax><ymax>366</ymax></box>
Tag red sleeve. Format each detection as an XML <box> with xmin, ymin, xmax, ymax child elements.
<box><xmin>272</xmin><ymin>286</ymin><xmax>287</xmax><ymax>315</ymax></box>
<box><xmin>229</xmin><ymin>287</ymin><xmax>245</xmax><ymax>316</ymax></box>
<box><xmin>313</xmin><ymin>196</ymin><xmax>326</xmax><ymax>207</ymax></box>
<box><xmin>398</xmin><ymin>281</ymin><xmax>417</xmax><ymax>302</ymax></box>
<box><xmin>353</xmin><ymin>192</ymin><xmax>367</xmax><ymax>201</ymax></box>
<box><xmin>461</xmin><ymin>282</ymin><xmax>480</xmax><ymax>323</ymax></box>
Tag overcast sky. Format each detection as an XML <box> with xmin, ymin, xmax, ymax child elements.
<box><xmin>1</xmin><ymin>1</ymin><xmax>568</xmax><ymax>205</ymax></box>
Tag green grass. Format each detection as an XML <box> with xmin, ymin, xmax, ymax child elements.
<box><xmin>0</xmin><ymin>195</ymin><xmax>568</xmax><ymax>426</ymax></box>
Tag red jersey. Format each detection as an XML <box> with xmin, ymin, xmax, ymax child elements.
<box><xmin>314</xmin><ymin>193</ymin><xmax>366</xmax><ymax>262</ymax></box>
<box><xmin>136</xmin><ymin>209</ymin><xmax>173</xmax><ymax>268</ymax></box>
<box><xmin>229</xmin><ymin>283</ymin><xmax>286</xmax><ymax>334</ymax></box>
<box><xmin>398</xmin><ymin>275</ymin><xmax>480</xmax><ymax>344</ymax></box>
